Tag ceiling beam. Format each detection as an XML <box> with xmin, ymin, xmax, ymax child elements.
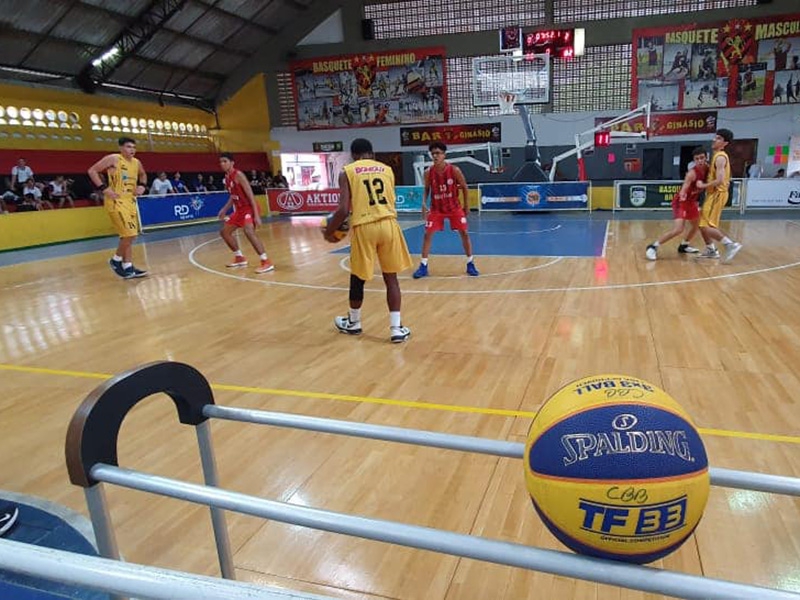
<box><xmin>15</xmin><ymin>1</ymin><xmax>81</xmax><ymax>67</ymax></box>
<box><xmin>75</xmin><ymin>0</ymin><xmax>188</xmax><ymax>92</ymax></box>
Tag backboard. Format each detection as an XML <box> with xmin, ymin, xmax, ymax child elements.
<box><xmin>472</xmin><ymin>54</ymin><xmax>550</xmax><ymax>107</ymax></box>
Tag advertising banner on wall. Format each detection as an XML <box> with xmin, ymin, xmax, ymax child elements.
<box><xmin>595</xmin><ymin>111</ymin><xmax>718</xmax><ymax>137</ymax></box>
<box><xmin>788</xmin><ymin>135</ymin><xmax>800</xmax><ymax>178</ymax></box>
<box><xmin>400</xmin><ymin>123</ymin><xmax>501</xmax><ymax>146</ymax></box>
<box><xmin>137</xmin><ymin>191</ymin><xmax>230</xmax><ymax>230</ymax></box>
<box><xmin>267</xmin><ymin>186</ymin><xmax>424</xmax><ymax>214</ymax></box>
<box><xmin>615</xmin><ymin>180</ymin><xmax>742</xmax><ymax>209</ymax></box>
<box><xmin>745</xmin><ymin>178</ymin><xmax>800</xmax><ymax>208</ymax></box>
<box><xmin>478</xmin><ymin>182</ymin><xmax>590</xmax><ymax>211</ymax></box>
<box><xmin>632</xmin><ymin>13</ymin><xmax>800</xmax><ymax>111</ymax></box>
<box><xmin>291</xmin><ymin>47</ymin><xmax>447</xmax><ymax>130</ymax></box>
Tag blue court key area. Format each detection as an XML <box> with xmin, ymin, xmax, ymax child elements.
<box><xmin>0</xmin><ymin>502</ymin><xmax>109</xmax><ymax>600</ymax></box>
<box><xmin>334</xmin><ymin>214</ymin><xmax>609</xmax><ymax>257</ymax></box>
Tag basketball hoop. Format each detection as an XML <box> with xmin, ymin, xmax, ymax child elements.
<box><xmin>498</xmin><ymin>91</ymin><xmax>518</xmax><ymax>115</ymax></box>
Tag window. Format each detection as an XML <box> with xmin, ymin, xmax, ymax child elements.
<box><xmin>552</xmin><ymin>45</ymin><xmax>631</xmax><ymax>112</ymax></box>
<box><xmin>364</xmin><ymin>0</ymin><xmax>545</xmax><ymax>39</ymax></box>
<box><xmin>554</xmin><ymin>0</ymin><xmax>757</xmax><ymax>23</ymax></box>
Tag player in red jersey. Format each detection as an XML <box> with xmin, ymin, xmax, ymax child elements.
<box><xmin>645</xmin><ymin>147</ymin><xmax>708</xmax><ymax>260</ymax></box>
<box><xmin>412</xmin><ymin>142</ymin><xmax>478</xmax><ymax>278</ymax></box>
<box><xmin>217</xmin><ymin>153</ymin><xmax>274</xmax><ymax>273</ymax></box>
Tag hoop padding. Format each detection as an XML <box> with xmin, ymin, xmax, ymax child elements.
<box><xmin>66</xmin><ymin>361</ymin><xmax>214</xmax><ymax>487</ymax></box>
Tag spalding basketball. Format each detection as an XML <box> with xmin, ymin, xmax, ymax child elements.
<box><xmin>321</xmin><ymin>213</ymin><xmax>349</xmax><ymax>242</ymax></box>
<box><xmin>525</xmin><ymin>375</ymin><xmax>709</xmax><ymax>564</ymax></box>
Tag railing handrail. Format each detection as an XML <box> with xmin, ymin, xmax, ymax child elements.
<box><xmin>88</xmin><ymin>463</ymin><xmax>800</xmax><ymax>600</ymax></box>
<box><xmin>0</xmin><ymin>538</ymin><xmax>332</xmax><ymax>600</ymax></box>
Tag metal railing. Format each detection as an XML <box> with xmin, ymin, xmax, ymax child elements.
<box><xmin>61</xmin><ymin>361</ymin><xmax>800</xmax><ymax>600</ymax></box>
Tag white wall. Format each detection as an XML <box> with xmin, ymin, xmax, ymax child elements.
<box><xmin>271</xmin><ymin>104</ymin><xmax>800</xmax><ymax>171</ymax></box>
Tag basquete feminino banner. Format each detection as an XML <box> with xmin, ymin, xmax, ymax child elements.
<box><xmin>291</xmin><ymin>47</ymin><xmax>447</xmax><ymax>131</ymax></box>
<box><xmin>478</xmin><ymin>182</ymin><xmax>590</xmax><ymax>211</ymax></box>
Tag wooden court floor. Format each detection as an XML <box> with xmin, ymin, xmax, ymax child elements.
<box><xmin>1</xmin><ymin>214</ymin><xmax>799</xmax><ymax>599</ymax></box>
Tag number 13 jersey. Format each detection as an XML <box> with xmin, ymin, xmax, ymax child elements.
<box><xmin>344</xmin><ymin>159</ymin><xmax>397</xmax><ymax>227</ymax></box>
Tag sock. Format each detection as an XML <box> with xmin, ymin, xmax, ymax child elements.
<box><xmin>466</xmin><ymin>255</ymin><xmax>474</xmax><ymax>263</ymax></box>
<box><xmin>721</xmin><ymin>236</ymin><xmax>733</xmax><ymax>245</ymax></box>
<box><xmin>234</xmin><ymin>250</ymin><xmax>244</xmax><ymax>257</ymax></box>
<box><xmin>390</xmin><ymin>311</ymin><xmax>401</xmax><ymax>328</ymax></box>
<box><xmin>112</xmin><ymin>254</ymin><xmax>122</xmax><ymax>262</ymax></box>
<box><xmin>680</xmin><ymin>240</ymin><xmax>690</xmax><ymax>245</ymax></box>
<box><xmin>420</xmin><ymin>258</ymin><xmax>428</xmax><ymax>266</ymax></box>
<box><xmin>349</xmin><ymin>308</ymin><xmax>361</xmax><ymax>323</ymax></box>
<box><xmin>652</xmin><ymin>242</ymin><xmax>660</xmax><ymax>248</ymax></box>
<box><xmin>122</xmin><ymin>262</ymin><xmax>132</xmax><ymax>269</ymax></box>
<box><xmin>259</xmin><ymin>253</ymin><xmax>268</xmax><ymax>261</ymax></box>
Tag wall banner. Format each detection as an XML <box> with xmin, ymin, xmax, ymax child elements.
<box><xmin>400</xmin><ymin>123</ymin><xmax>501</xmax><ymax>146</ymax></box>
<box><xmin>632</xmin><ymin>14</ymin><xmax>800</xmax><ymax>111</ymax></box>
<box><xmin>291</xmin><ymin>48</ymin><xmax>447</xmax><ymax>130</ymax></box>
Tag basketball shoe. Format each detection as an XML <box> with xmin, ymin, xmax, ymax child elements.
<box><xmin>122</xmin><ymin>266</ymin><xmax>148</xmax><ymax>278</ymax></box>
<box><xmin>109</xmin><ymin>258</ymin><xmax>125</xmax><ymax>277</ymax></box>
<box><xmin>722</xmin><ymin>242</ymin><xmax>742</xmax><ymax>263</ymax></box>
<box><xmin>645</xmin><ymin>245</ymin><xmax>658</xmax><ymax>261</ymax></box>
<box><xmin>226</xmin><ymin>256</ymin><xmax>248</xmax><ymax>268</ymax></box>
<box><xmin>255</xmin><ymin>258</ymin><xmax>275</xmax><ymax>274</ymax></box>
<box><xmin>466</xmin><ymin>261</ymin><xmax>479</xmax><ymax>276</ymax></box>
<box><xmin>335</xmin><ymin>316</ymin><xmax>362</xmax><ymax>335</ymax></box>
<box><xmin>390</xmin><ymin>325</ymin><xmax>411</xmax><ymax>343</ymax></box>
<box><xmin>696</xmin><ymin>246</ymin><xmax>720</xmax><ymax>259</ymax></box>
<box><xmin>678</xmin><ymin>243</ymin><xmax>700</xmax><ymax>254</ymax></box>
<box><xmin>412</xmin><ymin>263</ymin><xmax>428</xmax><ymax>279</ymax></box>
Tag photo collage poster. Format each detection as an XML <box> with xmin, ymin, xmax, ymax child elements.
<box><xmin>632</xmin><ymin>14</ymin><xmax>800</xmax><ymax>111</ymax></box>
<box><xmin>291</xmin><ymin>47</ymin><xmax>448</xmax><ymax>130</ymax></box>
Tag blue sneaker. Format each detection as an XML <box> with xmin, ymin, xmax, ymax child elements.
<box><xmin>412</xmin><ymin>263</ymin><xmax>428</xmax><ymax>279</ymax></box>
<box><xmin>0</xmin><ymin>503</ymin><xmax>19</xmax><ymax>537</ymax></box>
<box><xmin>109</xmin><ymin>258</ymin><xmax>125</xmax><ymax>278</ymax></box>
<box><xmin>122</xmin><ymin>266</ymin><xmax>148</xmax><ymax>279</ymax></box>
<box><xmin>466</xmin><ymin>261</ymin><xmax>479</xmax><ymax>276</ymax></box>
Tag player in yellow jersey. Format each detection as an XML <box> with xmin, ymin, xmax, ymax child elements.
<box><xmin>696</xmin><ymin>128</ymin><xmax>742</xmax><ymax>263</ymax></box>
<box><xmin>324</xmin><ymin>138</ymin><xmax>413</xmax><ymax>343</ymax></box>
<box><xmin>88</xmin><ymin>137</ymin><xmax>149</xmax><ymax>278</ymax></box>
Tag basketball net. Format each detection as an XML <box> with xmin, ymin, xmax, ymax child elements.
<box><xmin>498</xmin><ymin>91</ymin><xmax>517</xmax><ymax>115</ymax></box>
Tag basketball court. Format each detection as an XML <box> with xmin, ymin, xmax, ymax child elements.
<box><xmin>2</xmin><ymin>209</ymin><xmax>800</xmax><ymax>599</ymax></box>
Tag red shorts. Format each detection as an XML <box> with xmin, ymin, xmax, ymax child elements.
<box><xmin>225</xmin><ymin>208</ymin><xmax>255</xmax><ymax>228</ymax></box>
<box><xmin>425</xmin><ymin>209</ymin><xmax>468</xmax><ymax>232</ymax></box>
<box><xmin>671</xmin><ymin>198</ymin><xmax>699</xmax><ymax>221</ymax></box>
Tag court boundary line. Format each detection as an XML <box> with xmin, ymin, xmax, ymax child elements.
<box><xmin>189</xmin><ymin>237</ymin><xmax>800</xmax><ymax>295</ymax></box>
<box><xmin>1</xmin><ymin>362</ymin><xmax>798</xmax><ymax>445</ymax></box>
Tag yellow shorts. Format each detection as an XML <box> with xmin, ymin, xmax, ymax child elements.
<box><xmin>699</xmin><ymin>191</ymin><xmax>727</xmax><ymax>229</ymax></box>
<box><xmin>105</xmin><ymin>195</ymin><xmax>139</xmax><ymax>238</ymax></box>
<box><xmin>349</xmin><ymin>218</ymin><xmax>412</xmax><ymax>281</ymax></box>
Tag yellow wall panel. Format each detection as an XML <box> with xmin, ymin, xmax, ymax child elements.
<box><xmin>0</xmin><ymin>208</ymin><xmax>115</xmax><ymax>252</ymax></box>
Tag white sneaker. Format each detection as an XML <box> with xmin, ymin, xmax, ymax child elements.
<box><xmin>390</xmin><ymin>326</ymin><xmax>411</xmax><ymax>343</ymax></box>
<box><xmin>678</xmin><ymin>243</ymin><xmax>700</xmax><ymax>254</ymax></box>
<box><xmin>723</xmin><ymin>242</ymin><xmax>742</xmax><ymax>263</ymax></box>
<box><xmin>335</xmin><ymin>316</ymin><xmax>362</xmax><ymax>335</ymax></box>
<box><xmin>696</xmin><ymin>247</ymin><xmax>720</xmax><ymax>259</ymax></box>
<box><xmin>645</xmin><ymin>245</ymin><xmax>657</xmax><ymax>261</ymax></box>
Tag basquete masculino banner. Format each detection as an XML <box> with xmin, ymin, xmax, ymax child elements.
<box><xmin>137</xmin><ymin>191</ymin><xmax>230</xmax><ymax>229</ymax></box>
<box><xmin>616</xmin><ymin>181</ymin><xmax>741</xmax><ymax>209</ymax></box>
<box><xmin>632</xmin><ymin>14</ymin><xmax>800</xmax><ymax>111</ymax></box>
<box><xmin>291</xmin><ymin>48</ymin><xmax>447</xmax><ymax>131</ymax></box>
<box><xmin>479</xmin><ymin>182</ymin><xmax>590</xmax><ymax>211</ymax></box>
<box><xmin>267</xmin><ymin>187</ymin><xmax>425</xmax><ymax>214</ymax></box>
